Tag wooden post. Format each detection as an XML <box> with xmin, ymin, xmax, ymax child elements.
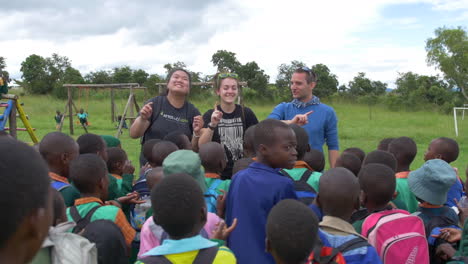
<box><xmin>8</xmin><ymin>100</ymin><xmax>17</xmax><ymax>139</ymax></box>
<box><xmin>68</xmin><ymin>87</ymin><xmax>74</xmax><ymax>135</ymax></box>
<box><xmin>111</xmin><ymin>88</ymin><xmax>115</xmax><ymax>122</ymax></box>
<box><xmin>58</xmin><ymin>103</ymin><xmax>68</xmax><ymax>132</ymax></box>
<box><xmin>116</xmin><ymin>93</ymin><xmax>134</xmax><ymax>138</ymax></box>
<box><xmin>129</xmin><ymin>87</ymin><xmax>134</xmax><ymax>124</ymax></box>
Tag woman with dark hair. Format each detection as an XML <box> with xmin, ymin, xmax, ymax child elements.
<box><xmin>130</xmin><ymin>69</ymin><xmax>203</xmax><ymax>165</ymax></box>
<box><xmin>199</xmin><ymin>72</ymin><xmax>258</xmax><ymax>178</ymax></box>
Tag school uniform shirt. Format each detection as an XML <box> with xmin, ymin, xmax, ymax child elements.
<box><xmin>203</xmin><ymin>104</ymin><xmax>258</xmax><ymax>178</ymax></box>
<box><xmin>268</xmin><ymin>97</ymin><xmax>339</xmax><ymax>153</ymax></box>
<box><xmin>413</xmin><ymin>204</ymin><xmax>460</xmax><ymax>227</ymax></box>
<box><xmin>319</xmin><ymin>216</ymin><xmax>382</xmax><ymax>264</ymax></box>
<box><xmin>110</xmin><ymin>173</ymin><xmax>134</xmax><ymax>196</ymax></box>
<box><xmin>226</xmin><ymin>162</ymin><xmax>297</xmax><ymax>264</ymax></box>
<box><xmin>138</xmin><ymin>213</ymin><xmax>222</xmax><ymax>257</ymax></box>
<box><xmin>395</xmin><ymin>172</ymin><xmax>419</xmax><ymax>213</ymax></box>
<box><xmin>66</xmin><ymin>197</ymin><xmax>136</xmax><ymax>246</ymax></box>
<box><xmin>205</xmin><ymin>173</ymin><xmax>231</xmax><ymax>194</ymax></box>
<box><xmin>136</xmin><ymin>235</ymin><xmax>236</xmax><ymax>264</ymax></box>
<box><xmin>49</xmin><ymin>172</ymin><xmax>80</xmax><ymax>207</ymax></box>
<box><xmin>281</xmin><ymin>160</ymin><xmax>322</xmax><ymax>191</ymax></box>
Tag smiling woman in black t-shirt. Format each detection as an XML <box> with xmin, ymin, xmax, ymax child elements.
<box><xmin>130</xmin><ymin>69</ymin><xmax>203</xmax><ymax>165</ymax></box>
<box><xmin>199</xmin><ymin>72</ymin><xmax>258</xmax><ymax>178</ymax></box>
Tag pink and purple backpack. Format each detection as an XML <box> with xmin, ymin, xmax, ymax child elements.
<box><xmin>361</xmin><ymin>209</ymin><xmax>429</xmax><ymax>264</ymax></box>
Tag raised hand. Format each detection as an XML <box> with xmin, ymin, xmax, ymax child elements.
<box><xmin>140</xmin><ymin>102</ymin><xmax>153</xmax><ymax>121</ymax></box>
<box><xmin>216</xmin><ymin>189</ymin><xmax>226</xmax><ymax>218</ymax></box>
<box><xmin>117</xmin><ymin>191</ymin><xmax>145</xmax><ymax>205</ymax></box>
<box><xmin>212</xmin><ymin>218</ymin><xmax>238</xmax><ymax>241</ymax></box>
<box><xmin>123</xmin><ymin>160</ymin><xmax>135</xmax><ymax>175</ymax></box>
<box><xmin>192</xmin><ymin>115</ymin><xmax>203</xmax><ymax>135</ymax></box>
<box><xmin>290</xmin><ymin>111</ymin><xmax>313</xmax><ymax>126</ymax></box>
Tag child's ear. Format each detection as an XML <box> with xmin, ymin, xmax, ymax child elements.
<box><xmin>265</xmin><ymin>237</ymin><xmax>272</xmax><ymax>253</ymax></box>
<box><xmin>435</xmin><ymin>153</ymin><xmax>443</xmax><ymax>160</ymax></box>
<box><xmin>360</xmin><ymin>190</ymin><xmax>367</xmax><ymax>207</ymax></box>
<box><xmin>200</xmin><ymin>207</ymin><xmax>207</xmax><ymax>225</ymax></box>
<box><xmin>306</xmin><ymin>144</ymin><xmax>311</xmax><ymax>152</ymax></box>
<box><xmin>258</xmin><ymin>144</ymin><xmax>268</xmax><ymax>156</ymax></box>
<box><xmin>219</xmin><ymin>158</ymin><xmax>227</xmax><ymax>171</ymax></box>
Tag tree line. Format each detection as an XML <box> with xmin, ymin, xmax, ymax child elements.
<box><xmin>0</xmin><ymin>26</ymin><xmax>466</xmax><ymax>113</ymax></box>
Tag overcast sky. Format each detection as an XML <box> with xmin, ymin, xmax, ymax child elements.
<box><xmin>1</xmin><ymin>0</ymin><xmax>467</xmax><ymax>87</ymax></box>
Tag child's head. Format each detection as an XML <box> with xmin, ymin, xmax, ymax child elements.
<box><xmin>152</xmin><ymin>141</ymin><xmax>179</xmax><ymax>167</ymax></box>
<box><xmin>377</xmin><ymin>137</ymin><xmax>395</xmax><ymax>151</ymax></box>
<box><xmin>106</xmin><ymin>147</ymin><xmax>128</xmax><ymax>175</ymax></box>
<box><xmin>343</xmin><ymin>147</ymin><xmax>366</xmax><ymax>163</ymax></box>
<box><xmin>77</xmin><ymin>133</ymin><xmax>108</xmax><ymax>161</ymax></box>
<box><xmin>317</xmin><ymin>167</ymin><xmax>360</xmax><ymax>220</ymax></box>
<box><xmin>243</xmin><ymin>125</ymin><xmax>256</xmax><ymax>158</ymax></box>
<box><xmin>388</xmin><ymin>136</ymin><xmax>417</xmax><ymax>170</ymax></box>
<box><xmin>70</xmin><ymin>154</ymin><xmax>109</xmax><ymax>201</ymax></box>
<box><xmin>143</xmin><ymin>139</ymin><xmax>161</xmax><ymax>166</ymax></box>
<box><xmin>56</xmin><ymin>110</ymin><xmax>61</xmax><ymax>115</ymax></box>
<box><xmin>39</xmin><ymin>132</ymin><xmax>79</xmax><ymax>177</ymax></box>
<box><xmin>362</xmin><ymin>150</ymin><xmax>397</xmax><ymax>172</ymax></box>
<box><xmin>199</xmin><ymin>142</ymin><xmax>226</xmax><ymax>174</ymax></box>
<box><xmin>289</xmin><ymin>124</ymin><xmax>310</xmax><ymax>161</ymax></box>
<box><xmin>51</xmin><ymin>188</ymin><xmax>67</xmax><ymax>226</ymax></box>
<box><xmin>358</xmin><ymin>164</ymin><xmax>396</xmax><ymax>209</ymax></box>
<box><xmin>335</xmin><ymin>153</ymin><xmax>362</xmax><ymax>176</ymax></box>
<box><xmin>424</xmin><ymin>137</ymin><xmax>459</xmax><ymax>163</ymax></box>
<box><xmin>232</xmin><ymin>157</ymin><xmax>254</xmax><ymax>176</ymax></box>
<box><xmin>163</xmin><ymin>150</ymin><xmax>207</xmax><ymax>192</ymax></box>
<box><xmin>79</xmin><ymin>108</ymin><xmax>84</xmax><ymax>113</ymax></box>
<box><xmin>266</xmin><ymin>199</ymin><xmax>319</xmax><ymax>264</ymax></box>
<box><xmin>254</xmin><ymin>119</ymin><xmax>297</xmax><ymax>169</ymax></box>
<box><xmin>303</xmin><ymin>149</ymin><xmax>325</xmax><ymax>172</ymax></box>
<box><xmin>146</xmin><ymin>167</ymin><xmax>164</xmax><ymax>191</ymax></box>
<box><xmin>163</xmin><ymin>131</ymin><xmax>192</xmax><ymax>150</ymax></box>
<box><xmin>408</xmin><ymin>159</ymin><xmax>456</xmax><ymax>205</ymax></box>
<box><xmin>100</xmin><ymin>135</ymin><xmax>121</xmax><ymax>148</ymax></box>
<box><xmin>151</xmin><ymin>173</ymin><xmax>206</xmax><ymax>240</ymax></box>
<box><xmin>0</xmin><ymin>138</ymin><xmax>52</xmax><ymax>264</ymax></box>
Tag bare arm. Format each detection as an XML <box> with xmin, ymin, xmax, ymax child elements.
<box><xmin>328</xmin><ymin>150</ymin><xmax>339</xmax><ymax>168</ymax></box>
<box><xmin>191</xmin><ymin>115</ymin><xmax>203</xmax><ymax>152</ymax></box>
<box><xmin>199</xmin><ymin>128</ymin><xmax>214</xmax><ymax>146</ymax></box>
<box><xmin>129</xmin><ymin>102</ymin><xmax>152</xmax><ymax>139</ymax></box>
<box><xmin>199</xmin><ymin>109</ymin><xmax>223</xmax><ymax>146</ymax></box>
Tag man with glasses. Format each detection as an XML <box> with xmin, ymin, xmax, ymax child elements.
<box><xmin>268</xmin><ymin>67</ymin><xmax>339</xmax><ymax>168</ymax></box>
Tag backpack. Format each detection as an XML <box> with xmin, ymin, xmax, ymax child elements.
<box><xmin>281</xmin><ymin>169</ymin><xmax>317</xmax><ymax>205</ymax></box>
<box><xmin>51</xmin><ymin>180</ymin><xmax>70</xmax><ymax>192</ymax></box>
<box><xmin>361</xmin><ymin>209</ymin><xmax>429</xmax><ymax>264</ymax></box>
<box><xmin>69</xmin><ymin>206</ymin><xmax>100</xmax><ymax>234</ymax></box>
<box><xmin>204</xmin><ymin>179</ymin><xmax>223</xmax><ymax>213</ymax></box>
<box><xmin>138</xmin><ymin>246</ymin><xmax>218</xmax><ymax>264</ymax></box>
<box><xmin>309</xmin><ymin>237</ymin><xmax>369</xmax><ymax>264</ymax></box>
<box><xmin>130</xmin><ymin>178</ymin><xmax>152</xmax><ymax>231</ymax></box>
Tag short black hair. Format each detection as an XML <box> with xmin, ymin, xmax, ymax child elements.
<box><xmin>77</xmin><ymin>133</ymin><xmax>106</xmax><ymax>154</ymax></box>
<box><xmin>363</xmin><ymin>150</ymin><xmax>397</xmax><ymax>172</ymax></box>
<box><xmin>289</xmin><ymin>124</ymin><xmax>309</xmax><ymax>160</ymax></box>
<box><xmin>70</xmin><ymin>154</ymin><xmax>108</xmax><ymax>194</ymax></box>
<box><xmin>343</xmin><ymin>147</ymin><xmax>366</xmax><ymax>163</ymax></box>
<box><xmin>294</xmin><ymin>67</ymin><xmax>317</xmax><ymax>84</ymax></box>
<box><xmin>39</xmin><ymin>132</ymin><xmax>77</xmax><ymax>162</ymax></box>
<box><xmin>377</xmin><ymin>138</ymin><xmax>395</xmax><ymax>151</ymax></box>
<box><xmin>199</xmin><ymin>142</ymin><xmax>225</xmax><ymax>173</ymax></box>
<box><xmin>433</xmin><ymin>137</ymin><xmax>459</xmax><ymax>163</ymax></box>
<box><xmin>267</xmin><ymin>199</ymin><xmax>319</xmax><ymax>263</ymax></box>
<box><xmin>243</xmin><ymin>125</ymin><xmax>256</xmax><ymax>157</ymax></box>
<box><xmin>143</xmin><ymin>139</ymin><xmax>161</xmax><ymax>162</ymax></box>
<box><xmin>335</xmin><ymin>153</ymin><xmax>362</xmax><ymax>176</ymax></box>
<box><xmin>163</xmin><ymin>131</ymin><xmax>191</xmax><ymax>150</ymax></box>
<box><xmin>0</xmin><ymin>137</ymin><xmax>50</xmax><ymax>248</ymax></box>
<box><xmin>303</xmin><ymin>149</ymin><xmax>325</xmax><ymax>172</ymax></box>
<box><xmin>254</xmin><ymin>119</ymin><xmax>292</xmax><ymax>151</ymax></box>
<box><xmin>152</xmin><ymin>141</ymin><xmax>179</xmax><ymax>167</ymax></box>
<box><xmin>388</xmin><ymin>137</ymin><xmax>417</xmax><ymax>167</ymax></box>
<box><xmin>358</xmin><ymin>164</ymin><xmax>396</xmax><ymax>206</ymax></box>
<box><xmin>106</xmin><ymin>147</ymin><xmax>127</xmax><ymax>173</ymax></box>
<box><xmin>151</xmin><ymin>173</ymin><xmax>205</xmax><ymax>238</ymax></box>
<box><xmin>319</xmin><ymin>167</ymin><xmax>360</xmax><ymax>218</ymax></box>
<box><xmin>146</xmin><ymin>167</ymin><xmax>164</xmax><ymax>191</ymax></box>
<box><xmin>232</xmin><ymin>157</ymin><xmax>254</xmax><ymax>175</ymax></box>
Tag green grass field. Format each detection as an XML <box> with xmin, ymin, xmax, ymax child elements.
<box><xmin>7</xmin><ymin>91</ymin><xmax>468</xmax><ymax>179</ymax></box>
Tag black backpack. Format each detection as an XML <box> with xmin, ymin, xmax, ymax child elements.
<box><xmin>69</xmin><ymin>205</ymin><xmax>100</xmax><ymax>234</ymax></box>
<box><xmin>138</xmin><ymin>246</ymin><xmax>219</xmax><ymax>264</ymax></box>
<box><xmin>281</xmin><ymin>169</ymin><xmax>317</xmax><ymax>205</ymax></box>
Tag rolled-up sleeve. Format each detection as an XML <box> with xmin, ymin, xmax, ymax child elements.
<box><xmin>325</xmin><ymin>109</ymin><xmax>339</xmax><ymax>150</ymax></box>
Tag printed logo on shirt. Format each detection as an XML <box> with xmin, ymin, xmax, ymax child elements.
<box><xmin>160</xmin><ymin>111</ymin><xmax>188</xmax><ymax>123</ymax></box>
<box><xmin>218</xmin><ymin>117</ymin><xmax>243</xmax><ymax>161</ymax></box>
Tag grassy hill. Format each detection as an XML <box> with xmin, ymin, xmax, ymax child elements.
<box><xmin>7</xmin><ymin>91</ymin><xmax>468</xmax><ymax>179</ymax></box>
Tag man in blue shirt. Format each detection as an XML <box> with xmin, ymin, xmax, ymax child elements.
<box><xmin>268</xmin><ymin>67</ymin><xmax>339</xmax><ymax>168</ymax></box>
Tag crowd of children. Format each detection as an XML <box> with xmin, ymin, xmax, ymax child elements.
<box><xmin>2</xmin><ymin>117</ymin><xmax>468</xmax><ymax>264</ymax></box>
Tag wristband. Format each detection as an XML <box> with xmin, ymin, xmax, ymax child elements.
<box><xmin>208</xmin><ymin>123</ymin><xmax>216</xmax><ymax>130</ymax></box>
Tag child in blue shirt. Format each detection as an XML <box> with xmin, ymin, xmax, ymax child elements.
<box><xmin>77</xmin><ymin>108</ymin><xmax>88</xmax><ymax>126</ymax></box>
<box><xmin>226</xmin><ymin>119</ymin><xmax>298</xmax><ymax>264</ymax></box>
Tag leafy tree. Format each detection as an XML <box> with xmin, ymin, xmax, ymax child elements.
<box><xmin>20</xmin><ymin>54</ymin><xmax>49</xmax><ymax>94</ymax></box>
<box><xmin>238</xmin><ymin>61</ymin><xmax>269</xmax><ymax>96</ymax></box>
<box><xmin>45</xmin><ymin>53</ymin><xmax>71</xmax><ymax>84</ymax></box>
<box><xmin>163</xmin><ymin>61</ymin><xmax>187</xmax><ymax>75</ymax></box>
<box><xmin>53</xmin><ymin>67</ymin><xmax>84</xmax><ymax>99</ymax></box>
<box><xmin>312</xmin><ymin>63</ymin><xmax>339</xmax><ymax>98</ymax></box>
<box><xmin>211</xmin><ymin>50</ymin><xmax>241</xmax><ymax>72</ymax></box>
<box><xmin>144</xmin><ymin>74</ymin><xmax>163</xmax><ymax>94</ymax></box>
<box><xmin>132</xmin><ymin>69</ymin><xmax>149</xmax><ymax>86</ymax></box>
<box><xmin>85</xmin><ymin>70</ymin><xmax>113</xmax><ymax>84</ymax></box>
<box><xmin>0</xmin><ymin>57</ymin><xmax>8</xmax><ymax>80</ymax></box>
<box><xmin>348</xmin><ymin>72</ymin><xmax>386</xmax><ymax>96</ymax></box>
<box><xmin>112</xmin><ymin>66</ymin><xmax>133</xmax><ymax>83</ymax></box>
<box><xmin>426</xmin><ymin>27</ymin><xmax>468</xmax><ymax>100</ymax></box>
